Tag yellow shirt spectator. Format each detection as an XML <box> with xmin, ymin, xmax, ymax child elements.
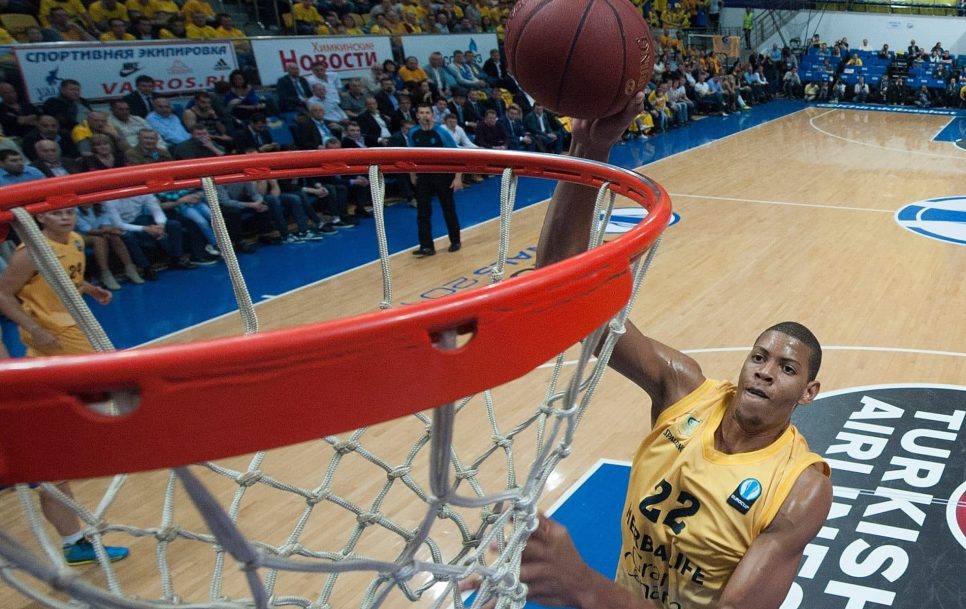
<box><xmin>186</xmin><ymin>22</ymin><xmax>217</xmax><ymax>38</ymax></box>
<box><xmin>344</xmin><ymin>26</ymin><xmax>363</xmax><ymax>35</ymax></box>
<box><xmin>846</xmin><ymin>55</ymin><xmax>863</xmax><ymax>66</ymax></box>
<box><xmin>369</xmin><ymin>24</ymin><xmax>390</xmax><ymax>35</ymax></box>
<box><xmin>0</xmin><ymin>27</ymin><xmax>15</xmax><ymax>44</ymax></box>
<box><xmin>181</xmin><ymin>0</ymin><xmax>214</xmax><ymax>19</ymax></box>
<box><xmin>88</xmin><ymin>1</ymin><xmax>129</xmax><ymax>24</ymax></box>
<box><xmin>293</xmin><ymin>3</ymin><xmax>324</xmax><ymax>24</ymax></box>
<box><xmin>316</xmin><ymin>23</ymin><xmax>335</xmax><ymax>35</ymax></box>
<box><xmin>100</xmin><ymin>30</ymin><xmax>135</xmax><ymax>40</ymax></box>
<box><xmin>215</xmin><ymin>25</ymin><xmax>245</xmax><ymax>38</ymax></box>
<box><xmin>40</xmin><ymin>0</ymin><xmax>89</xmax><ymax>26</ymax></box>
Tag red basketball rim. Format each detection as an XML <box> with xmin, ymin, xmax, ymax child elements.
<box><xmin>0</xmin><ymin>149</ymin><xmax>671</xmax><ymax>484</ymax></box>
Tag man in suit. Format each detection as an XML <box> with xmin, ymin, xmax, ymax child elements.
<box><xmin>374</xmin><ymin>77</ymin><xmax>400</xmax><ymax>116</ymax></box>
<box><xmin>41</xmin><ymin>79</ymin><xmax>92</xmax><ymax>131</ymax></box>
<box><xmin>22</xmin><ymin>115</ymin><xmax>79</xmax><ymax>162</ymax></box>
<box><xmin>294</xmin><ymin>103</ymin><xmax>338</xmax><ymax>150</ymax></box>
<box><xmin>389</xmin><ymin>95</ymin><xmax>417</xmax><ymax>133</ymax></box>
<box><xmin>481</xmin><ymin>87</ymin><xmax>508</xmax><ymax>120</ymax></box>
<box><xmin>171</xmin><ymin>124</ymin><xmax>227</xmax><ymax>160</ymax></box>
<box><xmin>276</xmin><ymin>61</ymin><xmax>313</xmax><ymax>112</ymax></box>
<box><xmin>356</xmin><ymin>96</ymin><xmax>392</xmax><ymax>147</ymax></box>
<box><xmin>500</xmin><ymin>104</ymin><xmax>535</xmax><ymax>152</ymax></box>
<box><xmin>234</xmin><ymin>113</ymin><xmax>282</xmax><ymax>152</ymax></box>
<box><xmin>32</xmin><ymin>140</ymin><xmax>81</xmax><ymax>177</ymax></box>
<box><xmin>523</xmin><ymin>102</ymin><xmax>563</xmax><ymax>154</ymax></box>
<box><xmin>123</xmin><ymin>75</ymin><xmax>157</xmax><ymax>118</ymax></box>
<box><xmin>423</xmin><ymin>52</ymin><xmax>459</xmax><ymax>99</ymax></box>
<box><xmin>447</xmin><ymin>88</ymin><xmax>479</xmax><ymax>134</ymax></box>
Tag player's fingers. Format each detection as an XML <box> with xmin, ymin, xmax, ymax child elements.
<box><xmin>457</xmin><ymin>574</ymin><xmax>482</xmax><ymax>592</ymax></box>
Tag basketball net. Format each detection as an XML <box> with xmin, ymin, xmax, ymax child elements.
<box><xmin>0</xmin><ymin>151</ymin><xmax>668</xmax><ymax>609</ymax></box>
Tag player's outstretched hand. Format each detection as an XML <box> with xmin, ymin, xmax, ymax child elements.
<box><xmin>89</xmin><ymin>285</ymin><xmax>112</xmax><ymax>305</ymax></box>
<box><xmin>570</xmin><ymin>91</ymin><xmax>645</xmax><ymax>158</ymax></box>
<box><xmin>517</xmin><ymin>513</ymin><xmax>594</xmax><ymax>607</ymax></box>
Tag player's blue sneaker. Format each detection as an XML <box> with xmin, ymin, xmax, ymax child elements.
<box><xmin>62</xmin><ymin>538</ymin><xmax>129</xmax><ymax>565</ymax></box>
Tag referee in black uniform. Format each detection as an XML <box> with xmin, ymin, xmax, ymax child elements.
<box><xmin>407</xmin><ymin>102</ymin><xmax>463</xmax><ymax>256</ymax></box>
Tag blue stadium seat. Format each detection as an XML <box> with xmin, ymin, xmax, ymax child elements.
<box><xmin>267</xmin><ymin>117</ymin><xmax>294</xmax><ymax>146</ymax></box>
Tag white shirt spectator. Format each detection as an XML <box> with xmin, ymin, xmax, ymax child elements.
<box><xmin>444</xmin><ymin>123</ymin><xmax>477</xmax><ymax>148</ymax></box>
<box><xmin>104</xmin><ymin>194</ymin><xmax>167</xmax><ymax>232</ymax></box>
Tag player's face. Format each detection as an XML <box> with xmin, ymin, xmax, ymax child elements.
<box><xmin>733</xmin><ymin>331</ymin><xmax>819</xmax><ymax>430</ymax></box>
<box><xmin>38</xmin><ymin>208</ymin><xmax>77</xmax><ymax>234</ymax></box>
<box><xmin>416</xmin><ymin>106</ymin><xmax>433</xmax><ymax>125</ymax></box>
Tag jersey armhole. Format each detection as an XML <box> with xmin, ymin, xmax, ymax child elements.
<box><xmin>755</xmin><ymin>454</ymin><xmax>829</xmax><ymax>534</ymax></box>
<box><xmin>654</xmin><ymin>378</ymin><xmax>721</xmax><ymax>428</ymax></box>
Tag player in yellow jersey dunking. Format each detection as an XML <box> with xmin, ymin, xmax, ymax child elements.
<box><xmin>516</xmin><ymin>94</ymin><xmax>833</xmax><ymax>609</ymax></box>
<box><xmin>0</xmin><ymin>207</ymin><xmax>128</xmax><ymax>565</ymax></box>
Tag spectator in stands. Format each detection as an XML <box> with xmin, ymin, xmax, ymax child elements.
<box><xmin>853</xmin><ymin>76</ymin><xmax>870</xmax><ymax>103</ymax></box>
<box><xmin>108</xmin><ymin>100</ymin><xmax>159</xmax><ymax>150</ymax></box>
<box><xmin>914</xmin><ymin>84</ymin><xmax>932</xmax><ymax>108</ymax></box>
<box><xmin>783</xmin><ymin>67</ymin><xmax>802</xmax><ymax>99</ymax></box>
<box><xmin>88</xmin><ymin>0</ymin><xmax>129</xmax><ymax>32</ymax></box>
<box><xmin>182</xmin><ymin>0</ymin><xmax>215</xmax><ymax>21</ymax></box>
<box><xmin>0</xmin><ymin>83</ymin><xmax>38</xmax><ymax>140</ymax></box>
<box><xmin>71</xmin><ymin>111</ymin><xmax>126</xmax><ymax>157</ymax></box>
<box><xmin>252</xmin><ymin>162</ymin><xmax>330</xmax><ymax>243</ymax></box>
<box><xmin>859</xmin><ymin>38</ymin><xmax>872</xmax><ymax>52</ymax></box>
<box><xmin>448</xmin><ymin>89</ymin><xmax>478</xmax><ymax>134</ymax></box>
<box><xmin>356</xmin><ymin>96</ymin><xmax>393</xmax><ymax>146</ymax></box>
<box><xmin>878</xmin><ymin>44</ymin><xmax>891</xmax><ymax>60</ymax></box>
<box><xmin>523</xmin><ymin>102</ymin><xmax>563</xmax><ymax>154</ymax></box>
<box><xmin>375</xmin><ymin>77</ymin><xmax>401</xmax><ymax>116</ymax></box>
<box><xmin>181</xmin><ymin>92</ymin><xmax>234</xmax><ymax>150</ymax></box>
<box><xmin>147</xmin><ymin>97</ymin><xmax>190</xmax><ymax>146</ymax></box>
<box><xmin>123</xmin><ymin>75</ymin><xmax>156</xmax><ymax>118</ymax></box>
<box><xmin>234</xmin><ymin>113</ymin><xmax>281</xmax><ymax>153</ymax></box>
<box><xmin>294</xmin><ymin>103</ymin><xmax>338</xmax><ymax>149</ymax></box>
<box><xmin>804</xmin><ymin>81</ymin><xmax>820</xmax><ymax>102</ymax></box>
<box><xmin>160</xmin><ymin>16</ymin><xmax>188</xmax><ymax>38</ymax></box>
<box><xmin>667</xmin><ymin>78</ymin><xmax>693</xmax><ymax>123</ymax></box>
<box><xmin>693</xmin><ymin>72</ymin><xmax>726</xmax><ymax>116</ymax></box>
<box><xmin>74</xmin><ymin>203</ymin><xmax>145</xmax><ymax>288</ymax></box>
<box><xmin>32</xmin><ymin>140</ymin><xmax>80</xmax><ymax>178</ymax></box>
<box><xmin>292</xmin><ymin>0</ymin><xmax>325</xmax><ymax>34</ymax></box>
<box><xmin>131</xmin><ymin>16</ymin><xmax>159</xmax><ymax>40</ymax></box>
<box><xmin>341</xmin><ymin>79</ymin><xmax>368</xmax><ymax>119</ymax></box>
<box><xmin>432</xmin><ymin>97</ymin><xmax>450</xmax><ymax>125</ymax></box>
<box><xmin>186</xmin><ymin>11</ymin><xmax>216</xmax><ymax>38</ymax></box>
<box><xmin>482</xmin><ymin>48</ymin><xmax>515</xmax><ymax>93</ymax></box>
<box><xmin>474</xmin><ymin>109</ymin><xmax>507</xmax><ymax>150</ymax></box>
<box><xmin>0</xmin><ymin>150</ymin><xmax>44</xmax><ymax>186</ymax></box>
<box><xmin>214</xmin><ymin>13</ymin><xmax>244</xmax><ymax>37</ymax></box>
<box><xmin>340</xmin><ymin>122</ymin><xmax>367</xmax><ymax>149</ymax></box>
<box><xmin>482</xmin><ymin>87</ymin><xmax>508</xmax><ymax>119</ymax></box>
<box><xmin>44</xmin><ymin>7</ymin><xmax>95</xmax><ymax>41</ymax></box>
<box><xmin>846</xmin><ymin>52</ymin><xmax>862</xmax><ymax>67</ymax></box>
<box><xmin>450</xmin><ymin>50</ymin><xmax>487</xmax><ymax>91</ymax></box>
<box><xmin>276</xmin><ymin>62</ymin><xmax>313</xmax><ymax>112</ymax></box>
<box><xmin>79</xmin><ymin>133</ymin><xmax>126</xmax><ymax>172</ymax></box>
<box><xmin>22</xmin><ymin>115</ymin><xmax>79</xmax><ymax>162</ymax></box>
<box><xmin>153</xmin><ymin>187</ymin><xmax>223</xmax><ymax>261</ymax></box>
<box><xmin>441</xmin><ymin>113</ymin><xmax>477</xmax><ymax>152</ymax></box>
<box><xmin>172</xmin><ymin>124</ymin><xmax>226</xmax><ymax>159</ymax></box>
<box><xmin>225</xmin><ymin>70</ymin><xmax>266</xmax><ymax>121</ymax></box>
<box><xmin>305</xmin><ymin>61</ymin><xmax>342</xmax><ymax>97</ymax></box>
<box><xmin>399</xmin><ymin>56</ymin><xmax>429</xmax><ymax>91</ymax></box>
<box><xmin>390</xmin><ymin>95</ymin><xmax>417</xmax><ymax>132</ymax></box>
<box><xmin>102</xmin><ymin>193</ymin><xmax>197</xmax><ymax>274</ymax></box>
<box><xmin>382</xmin><ymin>59</ymin><xmax>405</xmax><ymax>91</ymax></box>
<box><xmin>308</xmin><ymin>84</ymin><xmax>349</xmax><ymax>126</ymax></box>
<box><xmin>360</xmin><ymin>64</ymin><xmax>386</xmax><ymax>97</ymax></box>
<box><xmin>216</xmin><ymin>180</ymin><xmax>294</xmax><ymax>247</ymax></box>
<box><xmin>907</xmin><ymin>40</ymin><xmax>920</xmax><ymax>57</ymax></box>
<box><xmin>99</xmin><ymin>17</ymin><xmax>134</xmax><ymax>40</ymax></box>
<box><xmin>42</xmin><ymin>79</ymin><xmax>91</xmax><ymax>131</ymax></box>
<box><xmin>124</xmin><ymin>128</ymin><xmax>173</xmax><ymax>165</ymax></box>
<box><xmin>830</xmin><ymin>79</ymin><xmax>846</xmax><ymax>103</ymax></box>
<box><xmin>888</xmin><ymin>76</ymin><xmax>905</xmax><ymax>105</ymax></box>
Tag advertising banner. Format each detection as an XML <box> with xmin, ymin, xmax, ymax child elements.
<box><xmin>400</xmin><ymin>32</ymin><xmax>499</xmax><ymax>66</ymax></box>
<box><xmin>14</xmin><ymin>41</ymin><xmax>238</xmax><ymax>104</ymax></box>
<box><xmin>251</xmin><ymin>35</ymin><xmax>393</xmax><ymax>84</ymax></box>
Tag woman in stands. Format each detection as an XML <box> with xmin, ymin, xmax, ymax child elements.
<box><xmin>79</xmin><ymin>134</ymin><xmax>125</xmax><ymax>172</ymax></box>
<box><xmin>225</xmin><ymin>70</ymin><xmax>266</xmax><ymax>121</ymax></box>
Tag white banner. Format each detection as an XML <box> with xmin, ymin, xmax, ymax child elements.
<box><xmin>14</xmin><ymin>41</ymin><xmax>238</xmax><ymax>104</ymax></box>
<box><xmin>251</xmin><ymin>35</ymin><xmax>393</xmax><ymax>85</ymax></box>
<box><xmin>400</xmin><ymin>33</ymin><xmax>499</xmax><ymax>67</ymax></box>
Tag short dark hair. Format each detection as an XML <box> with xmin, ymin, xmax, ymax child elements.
<box><xmin>60</xmin><ymin>79</ymin><xmax>80</xmax><ymax>89</ymax></box>
<box><xmin>416</xmin><ymin>102</ymin><xmax>433</xmax><ymax>111</ymax></box>
<box><xmin>760</xmin><ymin>321</ymin><xmax>822</xmax><ymax>381</ymax></box>
<box><xmin>0</xmin><ymin>149</ymin><xmax>22</xmax><ymax>162</ymax></box>
<box><xmin>135</xmin><ymin>74</ymin><xmax>155</xmax><ymax>85</ymax></box>
<box><xmin>250</xmin><ymin>112</ymin><xmax>267</xmax><ymax>123</ymax></box>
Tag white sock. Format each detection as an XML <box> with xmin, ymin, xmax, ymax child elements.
<box><xmin>62</xmin><ymin>531</ymin><xmax>83</xmax><ymax>546</ymax></box>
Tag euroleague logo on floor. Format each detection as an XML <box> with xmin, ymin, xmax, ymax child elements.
<box><xmin>603</xmin><ymin>207</ymin><xmax>680</xmax><ymax>235</ymax></box>
<box><xmin>782</xmin><ymin>384</ymin><xmax>966</xmax><ymax>609</ymax></box>
<box><xmin>895</xmin><ymin>196</ymin><xmax>966</xmax><ymax>246</ymax></box>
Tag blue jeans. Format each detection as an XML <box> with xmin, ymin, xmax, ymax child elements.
<box><xmin>177</xmin><ymin>202</ymin><xmax>216</xmax><ymax>246</ymax></box>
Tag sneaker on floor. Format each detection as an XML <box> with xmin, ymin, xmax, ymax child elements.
<box><xmin>412</xmin><ymin>247</ymin><xmax>436</xmax><ymax>257</ymax></box>
<box><xmin>332</xmin><ymin>219</ymin><xmax>356</xmax><ymax>229</ymax></box>
<box><xmin>63</xmin><ymin>539</ymin><xmax>129</xmax><ymax>565</ymax></box>
<box><xmin>317</xmin><ymin>224</ymin><xmax>338</xmax><ymax>235</ymax></box>
<box><xmin>170</xmin><ymin>258</ymin><xmax>198</xmax><ymax>270</ymax></box>
<box><xmin>190</xmin><ymin>256</ymin><xmax>218</xmax><ymax>267</ymax></box>
<box><xmin>282</xmin><ymin>233</ymin><xmax>304</xmax><ymax>244</ymax></box>
<box><xmin>204</xmin><ymin>244</ymin><xmax>221</xmax><ymax>257</ymax></box>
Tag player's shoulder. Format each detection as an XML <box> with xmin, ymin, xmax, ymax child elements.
<box><xmin>770</xmin><ymin>463</ymin><xmax>831</xmax><ymax>536</ymax></box>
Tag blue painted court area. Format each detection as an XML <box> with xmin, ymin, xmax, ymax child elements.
<box><xmin>1</xmin><ymin>101</ymin><xmax>807</xmax><ymax>355</ymax></box>
<box><xmin>933</xmin><ymin>116</ymin><xmax>966</xmax><ymax>142</ymax></box>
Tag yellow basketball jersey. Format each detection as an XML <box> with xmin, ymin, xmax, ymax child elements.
<box><xmin>17</xmin><ymin>231</ymin><xmax>86</xmax><ymax>335</ymax></box>
<box><xmin>615</xmin><ymin>379</ymin><xmax>828</xmax><ymax>609</ymax></box>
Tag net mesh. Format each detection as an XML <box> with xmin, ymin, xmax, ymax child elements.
<box><xmin>0</xmin><ymin>157</ymin><xmax>664</xmax><ymax>609</ymax></box>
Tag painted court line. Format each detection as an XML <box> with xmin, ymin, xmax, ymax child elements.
<box><xmin>668</xmin><ymin>192</ymin><xmax>892</xmax><ymax>214</ymax></box>
<box><xmin>808</xmin><ymin>109</ymin><xmax>966</xmax><ymax>161</ymax></box>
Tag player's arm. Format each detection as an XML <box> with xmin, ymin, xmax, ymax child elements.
<box><xmin>534</xmin><ymin>95</ymin><xmax>704</xmax><ymax>419</ymax></box>
<box><xmin>0</xmin><ymin>249</ymin><xmax>57</xmax><ymax>347</ymax></box>
<box><xmin>716</xmin><ymin>464</ymin><xmax>832</xmax><ymax>609</ymax></box>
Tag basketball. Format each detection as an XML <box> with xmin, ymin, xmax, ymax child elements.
<box><xmin>504</xmin><ymin>0</ymin><xmax>655</xmax><ymax>119</ymax></box>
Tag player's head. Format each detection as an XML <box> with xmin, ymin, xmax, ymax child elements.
<box><xmin>734</xmin><ymin>322</ymin><xmax>822</xmax><ymax>429</ymax></box>
<box><xmin>416</xmin><ymin>103</ymin><xmax>434</xmax><ymax>126</ymax></box>
<box><xmin>37</xmin><ymin>207</ymin><xmax>77</xmax><ymax>234</ymax></box>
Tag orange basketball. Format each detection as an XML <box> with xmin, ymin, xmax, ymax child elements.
<box><xmin>504</xmin><ymin>0</ymin><xmax>655</xmax><ymax>118</ymax></box>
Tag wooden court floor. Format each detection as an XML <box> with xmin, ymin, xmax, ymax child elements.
<box><xmin>2</xmin><ymin>107</ymin><xmax>965</xmax><ymax>608</ymax></box>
